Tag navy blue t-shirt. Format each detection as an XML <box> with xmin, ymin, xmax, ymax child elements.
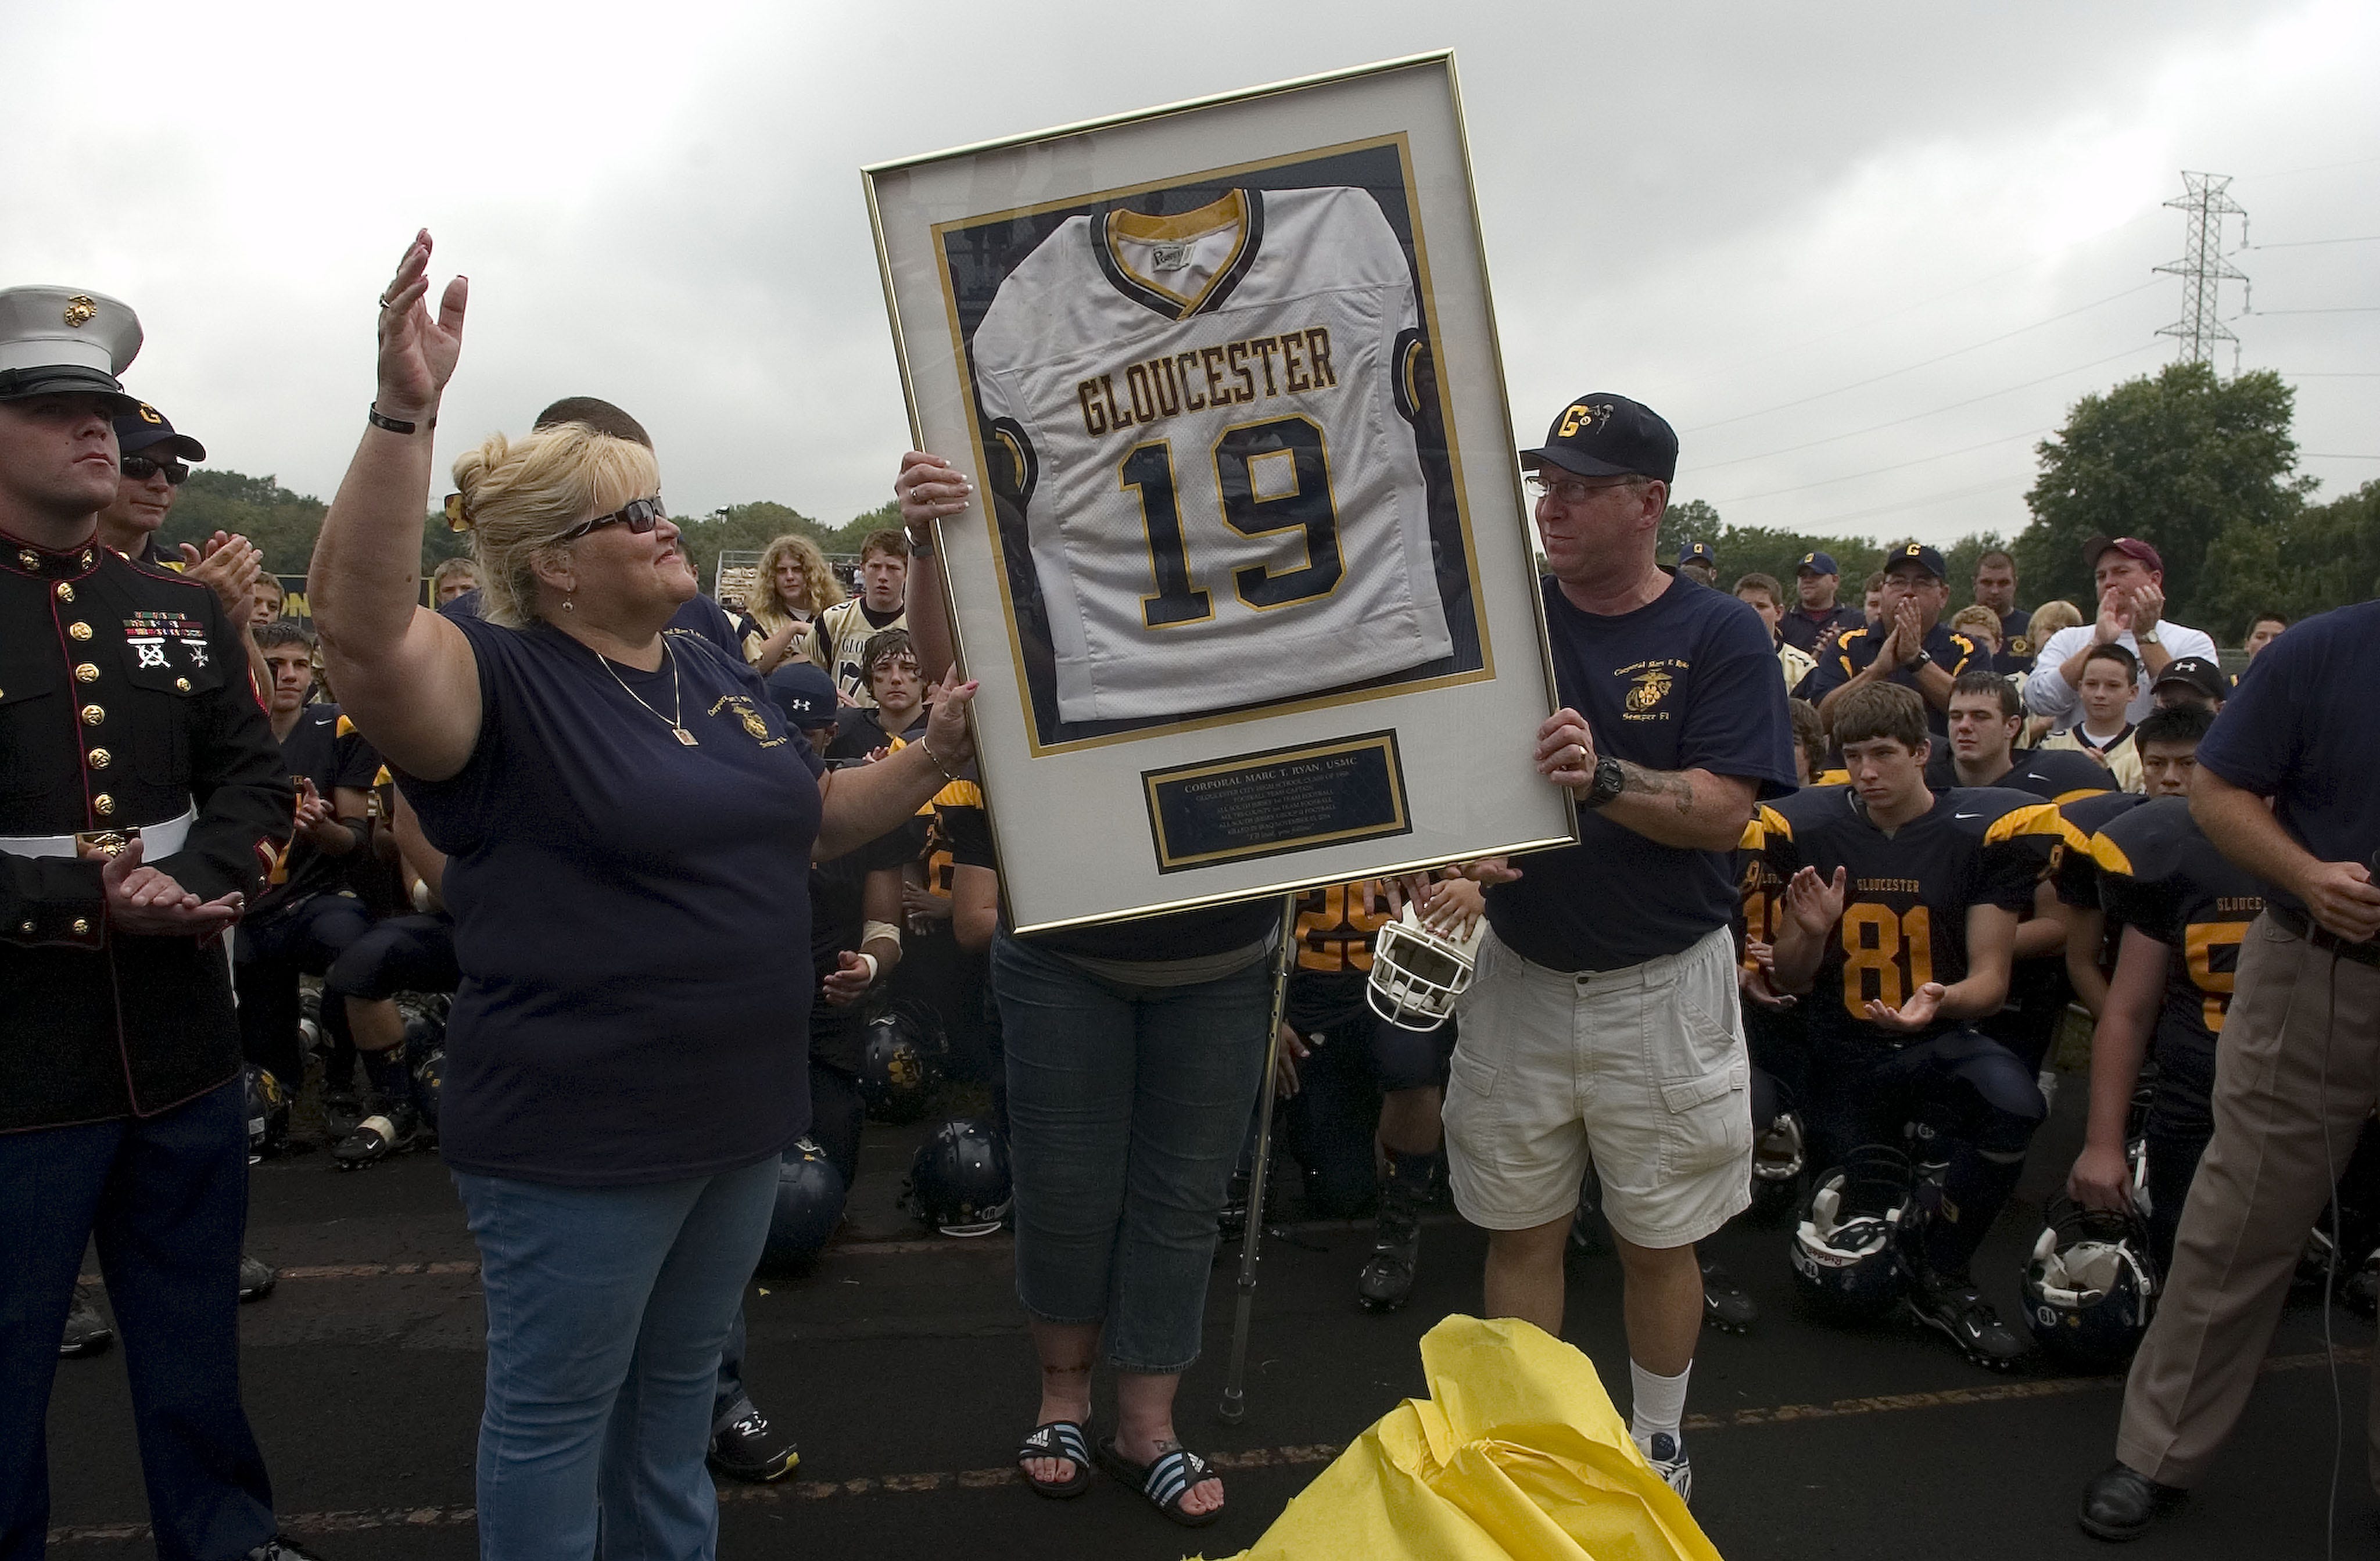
<box><xmin>2194</xmin><ymin>601</ymin><xmax>2380</xmax><ymax>923</ymax></box>
<box><xmin>1486</xmin><ymin>575</ymin><xmax>1798</xmax><ymax>973</ymax></box>
<box><xmin>441</xmin><ymin>584</ymin><xmax>745</xmax><ymax>662</ymax></box>
<box><xmin>400</xmin><ymin>614</ymin><xmax>826</xmax><ymax>1186</ymax></box>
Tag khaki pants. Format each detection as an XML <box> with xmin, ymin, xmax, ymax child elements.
<box><xmin>2115</xmin><ymin>912</ymin><xmax>2380</xmax><ymax>1493</ymax></box>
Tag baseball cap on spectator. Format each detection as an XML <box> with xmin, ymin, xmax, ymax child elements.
<box><xmin>2150</xmin><ymin>655</ymin><xmax>2226</xmax><ymax>703</ymax></box>
<box><xmin>1519</xmin><ymin>393</ymin><xmax>1678</xmax><ymax>484</ymax></box>
<box><xmin>1678</xmin><ymin>542</ymin><xmax>1717</xmax><ymax>568</ymax></box>
<box><xmin>2083</xmin><ymin>534</ymin><xmax>2163</xmax><ymax>574</ymax></box>
<box><xmin>1796</xmin><ymin>551</ymin><xmax>1840</xmax><ymax>576</ymax></box>
<box><xmin>764</xmin><ymin>662</ymin><xmax>840</xmax><ymax>729</ymax></box>
<box><xmin>1883</xmin><ymin>540</ymin><xmax>1948</xmax><ymax>580</ymax></box>
<box><xmin>113</xmin><ymin>402</ymin><xmax>205</xmax><ymax>461</ymax></box>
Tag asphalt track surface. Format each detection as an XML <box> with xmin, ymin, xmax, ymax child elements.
<box><xmin>44</xmin><ymin>1079</ymin><xmax>2380</xmax><ymax>1561</ymax></box>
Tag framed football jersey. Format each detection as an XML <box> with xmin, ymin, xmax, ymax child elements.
<box><xmin>866</xmin><ymin>53</ymin><xmax>1571</xmax><ymax>933</ymax></box>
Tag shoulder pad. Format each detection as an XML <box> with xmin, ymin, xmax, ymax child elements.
<box><xmin>2094</xmin><ymin>796</ymin><xmax>2195</xmax><ymax>887</ymax></box>
<box><xmin>334</xmin><ymin>713</ymin><xmax>357</xmax><ymax>739</ymax></box>
<box><xmin>1739</xmin><ymin>815</ymin><xmax>1768</xmax><ymax>851</ymax></box>
<box><xmin>2013</xmin><ymin>748</ymin><xmax>2117</xmax><ymax>805</ymax></box>
<box><xmin>2060</xmin><ymin>789</ymin><xmax>2147</xmax><ymax>844</ymax></box>
<box><xmin>1765</xmin><ymin>784</ymin><xmax>1859</xmax><ymax>839</ymax></box>
<box><xmin>1943</xmin><ymin>787</ymin><xmax>2065</xmax><ymax>844</ymax></box>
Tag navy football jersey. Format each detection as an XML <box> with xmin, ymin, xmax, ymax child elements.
<box><xmin>2094</xmin><ymin>798</ymin><xmax>2269</xmax><ymax>1059</ymax></box>
<box><xmin>1759</xmin><ymin>785</ymin><xmax>2063</xmax><ymax>1049</ymax></box>
<box><xmin>1285</xmin><ymin>878</ymin><xmax>1394</xmax><ymax>1032</ymax></box>
<box><xmin>2052</xmin><ymin>790</ymin><xmax>2151</xmax><ymax>913</ymax></box>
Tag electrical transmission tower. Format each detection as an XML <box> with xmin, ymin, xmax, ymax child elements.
<box><xmin>2153</xmin><ymin>171</ymin><xmax>2249</xmax><ymax>371</ymax></box>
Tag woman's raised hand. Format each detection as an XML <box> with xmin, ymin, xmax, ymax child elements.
<box><xmin>376</xmin><ymin>228</ymin><xmax>468</xmax><ymax>420</ymax></box>
<box><xmin>922</xmin><ymin>663</ymin><xmax>980</xmax><ymax>767</ymax></box>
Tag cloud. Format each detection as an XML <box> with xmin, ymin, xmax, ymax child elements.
<box><xmin>3</xmin><ymin>0</ymin><xmax>2371</xmax><ymax>550</ymax></box>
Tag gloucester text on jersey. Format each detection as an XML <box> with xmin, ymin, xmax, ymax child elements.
<box><xmin>1077</xmin><ymin>327</ymin><xmax>1339</xmax><ymax>437</ymax></box>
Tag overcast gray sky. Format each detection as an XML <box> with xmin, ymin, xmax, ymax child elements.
<box><xmin>6</xmin><ymin>0</ymin><xmax>2374</xmax><ymax>550</ymax></box>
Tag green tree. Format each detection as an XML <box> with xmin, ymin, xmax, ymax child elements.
<box><xmin>2014</xmin><ymin>362</ymin><xmax>2310</xmax><ymax>624</ymax></box>
<box><xmin>164</xmin><ymin>471</ymin><xmax>327</xmax><ymax>579</ymax></box>
<box><xmin>822</xmin><ymin>500</ymin><xmax>904</xmax><ymax>559</ymax></box>
<box><xmin>2195</xmin><ymin>479</ymin><xmax>2380</xmax><ymax>643</ymax></box>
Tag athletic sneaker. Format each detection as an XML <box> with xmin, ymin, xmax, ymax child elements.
<box><xmin>708</xmin><ymin>1408</ymin><xmax>801</xmax><ymax>1483</ymax></box>
<box><xmin>331</xmin><ymin>1101</ymin><xmax>425</xmax><ymax>1170</ymax></box>
<box><xmin>1640</xmin><ymin>1431</ymin><xmax>1691</xmax><ymax>1502</ymax></box>
<box><xmin>1906</xmin><ymin>1266</ymin><xmax>2028</xmax><ymax>1370</ymax></box>
<box><xmin>1356</xmin><ymin>1176</ymin><xmax>1424</xmax><ymax>1313</ymax></box>
<box><xmin>320</xmin><ymin>1089</ymin><xmax>365</xmax><ymax>1144</ymax></box>
<box><xmin>1700</xmin><ymin>1260</ymin><xmax>1758</xmax><ymax>1334</ymax></box>
<box><xmin>239</xmin><ymin>1255</ymin><xmax>277</xmax><ymax>1303</ymax></box>
<box><xmin>60</xmin><ymin>1282</ymin><xmax>112</xmax><ymax>1357</ymax></box>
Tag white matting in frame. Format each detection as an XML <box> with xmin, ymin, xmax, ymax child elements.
<box><xmin>865</xmin><ymin>52</ymin><xmax>1573</xmax><ymax>934</ymax></box>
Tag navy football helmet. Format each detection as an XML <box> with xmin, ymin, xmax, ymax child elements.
<box><xmin>859</xmin><ymin>1006</ymin><xmax>943</xmax><ymax>1122</ymax></box>
<box><xmin>1791</xmin><ymin>1145</ymin><xmax>1915</xmax><ymax>1320</ymax></box>
<box><xmin>2022</xmin><ymin>1196</ymin><xmax>2157</xmax><ymax>1369</ymax></box>
<box><xmin>904</xmin><ymin>1118</ymin><xmax>1012</xmax><ymax>1237</ymax></box>
<box><xmin>243</xmin><ymin>1064</ymin><xmax>290</xmax><ymax>1161</ymax></box>
<box><xmin>759</xmin><ymin>1139</ymin><xmax>848</xmax><ymax>1275</ymax></box>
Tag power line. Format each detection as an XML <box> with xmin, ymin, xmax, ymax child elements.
<box><xmin>2235</xmin><ymin>155</ymin><xmax>2380</xmax><ymax>182</ymax></box>
<box><xmin>2304</xmin><ymin>453</ymin><xmax>2380</xmax><ymax>460</ymax></box>
<box><xmin>2249</xmin><ymin>235</ymin><xmax>2380</xmax><ymax>249</ymax></box>
<box><xmin>1814</xmin><ymin>478</ymin><xmax>2018</xmax><ymax>527</ymax></box>
<box><xmin>1680</xmin><ymin>281</ymin><xmax>2162</xmax><ymax>435</ymax></box>
<box><xmin>2277</xmin><ymin>371</ymin><xmax>2380</xmax><ymax>377</ymax></box>
<box><xmin>1702</xmin><ymin>428</ymin><xmax>2048</xmax><ymax>506</ymax></box>
<box><xmin>2248</xmin><ymin>307</ymin><xmax>2380</xmax><ymax>315</ymax></box>
<box><xmin>1645</xmin><ymin>207</ymin><xmax>2163</xmax><ymax>401</ymax></box>
<box><xmin>1694</xmin><ymin>343</ymin><xmax>2157</xmax><ymax>472</ymax></box>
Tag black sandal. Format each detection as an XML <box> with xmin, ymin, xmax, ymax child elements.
<box><xmin>1016</xmin><ymin>1418</ymin><xmax>1092</xmax><ymax>1499</ymax></box>
<box><xmin>1095</xmin><ymin>1436</ymin><xmax>1224</xmax><ymax>1528</ymax></box>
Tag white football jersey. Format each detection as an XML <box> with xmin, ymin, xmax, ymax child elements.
<box><xmin>971</xmin><ymin>185</ymin><xmax>1454</xmax><ymax>723</ymax></box>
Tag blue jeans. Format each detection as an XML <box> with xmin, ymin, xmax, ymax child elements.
<box><xmin>992</xmin><ymin>932</ymin><xmax>1274</xmax><ymax>1373</ymax></box>
<box><xmin>454</xmin><ymin>1156</ymin><xmax>779</xmax><ymax>1561</ymax></box>
<box><xmin>0</xmin><ymin>1082</ymin><xmax>273</xmax><ymax>1561</ymax></box>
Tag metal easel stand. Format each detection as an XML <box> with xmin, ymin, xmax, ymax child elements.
<box><xmin>1219</xmin><ymin>892</ymin><xmax>1300</xmax><ymax>1425</ymax></box>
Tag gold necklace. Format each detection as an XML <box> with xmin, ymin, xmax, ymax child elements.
<box><xmin>594</xmin><ymin>637</ymin><xmax>698</xmax><ymax>745</ymax></box>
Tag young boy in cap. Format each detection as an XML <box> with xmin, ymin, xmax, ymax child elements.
<box><xmin>2149</xmin><ymin>655</ymin><xmax>2226</xmax><ymax>713</ymax></box>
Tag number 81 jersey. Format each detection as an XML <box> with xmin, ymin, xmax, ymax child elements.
<box><xmin>970</xmin><ymin>186</ymin><xmax>1454</xmax><ymax>723</ymax></box>
<box><xmin>1757</xmin><ymin>785</ymin><xmax>2063</xmax><ymax>1048</ymax></box>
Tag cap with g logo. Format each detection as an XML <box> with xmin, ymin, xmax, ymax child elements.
<box><xmin>1678</xmin><ymin>541</ymin><xmax>1716</xmax><ymax>566</ymax></box>
<box><xmin>113</xmin><ymin>403</ymin><xmax>206</xmax><ymax>462</ymax></box>
<box><xmin>1885</xmin><ymin>541</ymin><xmax>1948</xmax><ymax>580</ymax></box>
<box><xmin>1796</xmin><ymin>551</ymin><xmax>1841</xmax><ymax>577</ymax></box>
<box><xmin>0</xmin><ymin>286</ymin><xmax>144</xmax><ymax>412</ymax></box>
<box><xmin>1520</xmin><ymin>392</ymin><xmax>1678</xmax><ymax>483</ymax></box>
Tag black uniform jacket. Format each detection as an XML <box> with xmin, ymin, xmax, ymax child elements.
<box><xmin>1</xmin><ymin>530</ymin><xmax>291</xmax><ymax>1132</ymax></box>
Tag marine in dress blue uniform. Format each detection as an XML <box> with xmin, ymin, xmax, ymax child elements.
<box><xmin>0</xmin><ymin>287</ymin><xmax>304</xmax><ymax>1561</ymax></box>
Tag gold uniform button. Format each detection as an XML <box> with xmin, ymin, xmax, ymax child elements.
<box><xmin>92</xmin><ymin>794</ymin><xmax>114</xmax><ymax>816</ymax></box>
<box><xmin>17</xmin><ymin>921</ymin><xmax>33</xmax><ymax>935</ymax></box>
<box><xmin>76</xmin><ymin>663</ymin><xmax>99</xmax><ymax>683</ymax></box>
<box><xmin>80</xmin><ymin>551</ymin><xmax>94</xmax><ymax>568</ymax></box>
<box><xmin>81</xmin><ymin>704</ymin><xmax>103</xmax><ymax>726</ymax></box>
<box><xmin>175</xmin><ymin>678</ymin><xmax>192</xmax><ymax>692</ymax></box>
<box><xmin>55</xmin><ymin>582</ymin><xmax>73</xmax><ymax>602</ymax></box>
<box><xmin>15</xmin><ymin>550</ymin><xmax>38</xmax><ymax>570</ymax></box>
<box><xmin>71</xmin><ymin>919</ymin><xmax>90</xmax><ymax>935</ymax></box>
<box><xmin>88</xmin><ymin>749</ymin><xmax>110</xmax><ymax>769</ymax></box>
<box><xmin>69</xmin><ymin>621</ymin><xmax>92</xmax><ymax>641</ymax></box>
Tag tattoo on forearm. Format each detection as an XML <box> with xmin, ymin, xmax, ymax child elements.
<box><xmin>1616</xmin><ymin>760</ymin><xmax>1696</xmax><ymax>816</ymax></box>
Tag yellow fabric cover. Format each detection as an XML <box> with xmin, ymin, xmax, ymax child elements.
<box><xmin>1201</xmin><ymin>1315</ymin><xmax>1721</xmax><ymax>1561</ymax></box>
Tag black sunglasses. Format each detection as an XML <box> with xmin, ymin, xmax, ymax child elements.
<box><xmin>557</xmin><ymin>496</ymin><xmax>668</xmax><ymax>543</ymax></box>
<box><xmin>121</xmin><ymin>454</ymin><xmax>189</xmax><ymax>486</ymax></box>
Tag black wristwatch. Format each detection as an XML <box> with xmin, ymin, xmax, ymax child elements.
<box><xmin>1906</xmin><ymin>648</ymin><xmax>1934</xmax><ymax>671</ymax></box>
<box><xmin>1582</xmin><ymin>755</ymin><xmax>1626</xmax><ymax>810</ymax></box>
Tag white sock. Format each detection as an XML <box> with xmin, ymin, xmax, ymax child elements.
<box><xmin>1629</xmin><ymin>1359</ymin><xmax>1691</xmax><ymax>1451</ymax></box>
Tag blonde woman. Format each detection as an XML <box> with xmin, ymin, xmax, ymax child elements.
<box><xmin>308</xmin><ymin>231</ymin><xmax>980</xmax><ymax>1561</ymax></box>
<box><xmin>741</xmin><ymin>532</ymin><xmax>841</xmax><ymax>674</ymax></box>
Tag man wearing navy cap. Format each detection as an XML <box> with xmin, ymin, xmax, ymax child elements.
<box><xmin>0</xmin><ymin>285</ymin><xmax>314</xmax><ymax>1561</ymax></box>
<box><xmin>1808</xmin><ymin>540</ymin><xmax>1983</xmax><ymax>737</ymax></box>
<box><xmin>2150</xmin><ymin>655</ymin><xmax>2226</xmax><ymax>713</ymax></box>
<box><xmin>95</xmin><ymin>404</ymin><xmax>275</xmax><ymax>698</ymax></box>
<box><xmin>1432</xmin><ymin>392</ymin><xmax>1795</xmax><ymax>1501</ymax></box>
<box><xmin>1676</xmin><ymin>541</ymin><xmax>1718</xmax><ymax>587</ymax></box>
<box><xmin>1781</xmin><ymin>551</ymin><xmax>1865</xmax><ymax>656</ymax></box>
